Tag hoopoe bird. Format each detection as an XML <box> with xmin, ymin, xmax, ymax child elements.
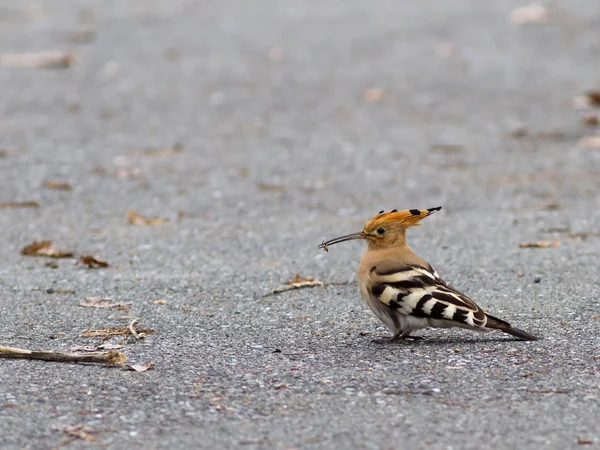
<box><xmin>319</xmin><ymin>207</ymin><xmax>539</xmax><ymax>342</ymax></box>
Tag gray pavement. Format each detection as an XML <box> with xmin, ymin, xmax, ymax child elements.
<box><xmin>1</xmin><ymin>0</ymin><xmax>600</xmax><ymax>448</ymax></box>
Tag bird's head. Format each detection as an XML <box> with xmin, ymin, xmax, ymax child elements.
<box><xmin>319</xmin><ymin>206</ymin><xmax>441</xmax><ymax>251</ymax></box>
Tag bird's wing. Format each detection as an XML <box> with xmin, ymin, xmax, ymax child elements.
<box><xmin>369</xmin><ymin>260</ymin><xmax>487</xmax><ymax>328</ymax></box>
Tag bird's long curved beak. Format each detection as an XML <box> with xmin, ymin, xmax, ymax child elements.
<box><xmin>319</xmin><ymin>232</ymin><xmax>366</xmax><ymax>252</ymax></box>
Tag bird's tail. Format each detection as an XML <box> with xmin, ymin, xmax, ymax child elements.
<box><xmin>485</xmin><ymin>314</ymin><xmax>540</xmax><ymax>341</ymax></box>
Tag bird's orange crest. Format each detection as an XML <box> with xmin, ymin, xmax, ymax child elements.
<box><xmin>363</xmin><ymin>206</ymin><xmax>442</xmax><ymax>233</ymax></box>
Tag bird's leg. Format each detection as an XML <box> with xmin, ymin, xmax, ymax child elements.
<box><xmin>371</xmin><ymin>330</ymin><xmax>423</xmax><ymax>344</ymax></box>
<box><xmin>398</xmin><ymin>330</ymin><xmax>424</xmax><ymax>341</ymax></box>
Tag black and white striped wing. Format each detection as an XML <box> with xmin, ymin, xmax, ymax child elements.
<box><xmin>369</xmin><ymin>261</ymin><xmax>486</xmax><ymax>328</ymax></box>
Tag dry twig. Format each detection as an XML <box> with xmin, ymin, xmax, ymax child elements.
<box><xmin>0</xmin><ymin>201</ymin><xmax>40</xmax><ymax>209</ymax></box>
<box><xmin>79</xmin><ymin>297</ymin><xmax>131</xmax><ymax>308</ymax></box>
<box><xmin>81</xmin><ymin>325</ymin><xmax>155</xmax><ymax>338</ymax></box>
<box><xmin>0</xmin><ymin>51</ymin><xmax>74</xmax><ymax>69</ymax></box>
<box><xmin>519</xmin><ymin>240</ymin><xmax>560</xmax><ymax>248</ymax></box>
<box><xmin>0</xmin><ymin>345</ymin><xmax>126</xmax><ymax>365</ymax></box>
<box><xmin>128</xmin><ymin>318</ymin><xmax>146</xmax><ymax>339</ymax></box>
<box><xmin>264</xmin><ymin>274</ymin><xmax>349</xmax><ymax>296</ymax></box>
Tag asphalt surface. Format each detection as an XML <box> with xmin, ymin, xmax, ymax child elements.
<box><xmin>1</xmin><ymin>0</ymin><xmax>600</xmax><ymax>449</ymax></box>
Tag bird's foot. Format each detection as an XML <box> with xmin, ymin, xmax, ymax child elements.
<box><xmin>371</xmin><ymin>335</ymin><xmax>424</xmax><ymax>344</ymax></box>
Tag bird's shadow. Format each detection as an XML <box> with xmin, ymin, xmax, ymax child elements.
<box><xmin>368</xmin><ymin>335</ymin><xmax>531</xmax><ymax>347</ymax></box>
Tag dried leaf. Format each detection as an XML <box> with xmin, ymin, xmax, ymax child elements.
<box><xmin>20</xmin><ymin>241</ymin><xmax>74</xmax><ymax>258</ymax></box>
<box><xmin>79</xmin><ymin>255</ymin><xmax>109</xmax><ymax>268</ymax></box>
<box><xmin>363</xmin><ymin>88</ymin><xmax>384</xmax><ymax>102</ymax></box>
<box><xmin>578</xmin><ymin>136</ymin><xmax>600</xmax><ymax>149</ymax></box>
<box><xmin>257</xmin><ymin>183</ymin><xmax>285</xmax><ymax>192</ymax></box>
<box><xmin>0</xmin><ymin>51</ymin><xmax>75</xmax><ymax>69</ymax></box>
<box><xmin>0</xmin><ymin>201</ymin><xmax>40</xmax><ymax>209</ymax></box>
<box><xmin>578</xmin><ymin>438</ymin><xmax>593</xmax><ymax>445</ymax></box>
<box><xmin>429</xmin><ymin>144</ymin><xmax>464</xmax><ymax>154</ymax></box>
<box><xmin>509</xmin><ymin>4</ymin><xmax>549</xmax><ymax>24</ymax></box>
<box><xmin>286</xmin><ymin>274</ymin><xmax>324</xmax><ymax>287</ymax></box>
<box><xmin>45</xmin><ymin>180</ymin><xmax>73</xmax><ymax>191</ymax></box>
<box><xmin>126</xmin><ymin>209</ymin><xmax>167</xmax><ymax>225</ymax></box>
<box><xmin>52</xmin><ymin>424</ymin><xmax>97</xmax><ymax>442</ymax></box>
<box><xmin>581</xmin><ymin>112</ymin><xmax>599</xmax><ymax>126</ymax></box>
<box><xmin>585</xmin><ymin>90</ymin><xmax>600</xmax><ymax>107</ymax></box>
<box><xmin>124</xmin><ymin>361</ymin><xmax>154</xmax><ymax>372</ymax></box>
<box><xmin>79</xmin><ymin>297</ymin><xmax>132</xmax><ymax>308</ymax></box>
<box><xmin>81</xmin><ymin>327</ymin><xmax>155</xmax><ymax>337</ymax></box>
<box><xmin>66</xmin><ymin>29</ymin><xmax>96</xmax><ymax>44</ymax></box>
<box><xmin>541</xmin><ymin>202</ymin><xmax>561</xmax><ymax>211</ymax></box>
<box><xmin>519</xmin><ymin>240</ymin><xmax>560</xmax><ymax>248</ymax></box>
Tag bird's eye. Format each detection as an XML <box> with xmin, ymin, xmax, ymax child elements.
<box><xmin>377</xmin><ymin>227</ymin><xmax>385</xmax><ymax>235</ymax></box>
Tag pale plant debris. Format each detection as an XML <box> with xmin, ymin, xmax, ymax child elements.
<box><xmin>82</xmin><ymin>325</ymin><xmax>155</xmax><ymax>338</ymax></box>
<box><xmin>128</xmin><ymin>318</ymin><xmax>146</xmax><ymax>339</ymax></box>
<box><xmin>44</xmin><ymin>180</ymin><xmax>73</xmax><ymax>191</ymax></box>
<box><xmin>572</xmin><ymin>95</ymin><xmax>594</xmax><ymax>110</ymax></box>
<box><xmin>567</xmin><ymin>231</ymin><xmax>600</xmax><ymax>240</ymax></box>
<box><xmin>265</xmin><ymin>274</ymin><xmax>349</xmax><ymax>296</ymax></box>
<box><xmin>0</xmin><ymin>201</ymin><xmax>40</xmax><ymax>209</ymax></box>
<box><xmin>363</xmin><ymin>88</ymin><xmax>384</xmax><ymax>102</ymax></box>
<box><xmin>21</xmin><ymin>240</ymin><xmax>74</xmax><ymax>258</ymax></box>
<box><xmin>123</xmin><ymin>361</ymin><xmax>154</xmax><ymax>372</ymax></box>
<box><xmin>525</xmin><ymin>389</ymin><xmax>571</xmax><ymax>394</ymax></box>
<box><xmin>131</xmin><ymin>142</ymin><xmax>184</xmax><ymax>157</ymax></box>
<box><xmin>0</xmin><ymin>345</ymin><xmax>126</xmax><ymax>365</ymax></box>
<box><xmin>257</xmin><ymin>183</ymin><xmax>285</xmax><ymax>192</ymax></box>
<box><xmin>65</xmin><ymin>29</ymin><xmax>96</xmax><ymax>44</ymax></box>
<box><xmin>519</xmin><ymin>240</ymin><xmax>560</xmax><ymax>248</ymax></box>
<box><xmin>429</xmin><ymin>144</ymin><xmax>464</xmax><ymax>154</ymax></box>
<box><xmin>126</xmin><ymin>209</ymin><xmax>168</xmax><ymax>225</ymax></box>
<box><xmin>436</xmin><ymin>42</ymin><xmax>457</xmax><ymax>59</ymax></box>
<box><xmin>153</xmin><ymin>299</ymin><xmax>167</xmax><ymax>305</ymax></box>
<box><xmin>0</xmin><ymin>51</ymin><xmax>75</xmax><ymax>69</ymax></box>
<box><xmin>52</xmin><ymin>423</ymin><xmax>98</xmax><ymax>443</ymax></box>
<box><xmin>116</xmin><ymin>167</ymin><xmax>143</xmax><ymax>179</ymax></box>
<box><xmin>267</xmin><ymin>46</ymin><xmax>284</xmax><ymax>61</ymax></box>
<box><xmin>509</xmin><ymin>3</ymin><xmax>549</xmax><ymax>25</ymax></box>
<box><xmin>163</xmin><ymin>47</ymin><xmax>180</xmax><ymax>62</ymax></box>
<box><xmin>79</xmin><ymin>255</ymin><xmax>110</xmax><ymax>268</ymax></box>
<box><xmin>578</xmin><ymin>136</ymin><xmax>600</xmax><ymax>149</ymax></box>
<box><xmin>79</xmin><ymin>297</ymin><xmax>132</xmax><ymax>309</ymax></box>
<box><xmin>69</xmin><ymin>343</ymin><xmax>123</xmax><ymax>352</ymax></box>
